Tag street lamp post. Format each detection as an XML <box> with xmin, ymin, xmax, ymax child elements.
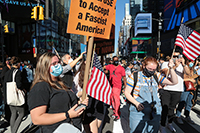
<box><xmin>157</xmin><ymin>12</ymin><xmax>162</xmax><ymax>59</ymax></box>
<box><xmin>0</xmin><ymin>10</ymin><xmax>4</xmax><ymax>63</ymax></box>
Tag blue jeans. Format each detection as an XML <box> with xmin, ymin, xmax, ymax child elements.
<box><xmin>176</xmin><ymin>91</ymin><xmax>193</xmax><ymax>117</ymax></box>
<box><xmin>129</xmin><ymin>103</ymin><xmax>161</xmax><ymax>133</ymax></box>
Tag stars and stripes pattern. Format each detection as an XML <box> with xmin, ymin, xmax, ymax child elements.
<box><xmin>86</xmin><ymin>53</ymin><xmax>112</xmax><ymax>105</ymax></box>
<box><xmin>175</xmin><ymin>24</ymin><xmax>200</xmax><ymax>61</ymax></box>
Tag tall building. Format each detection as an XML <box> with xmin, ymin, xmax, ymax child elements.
<box><xmin>125</xmin><ymin>3</ymin><xmax>130</xmax><ymax>17</ymax></box>
<box><xmin>129</xmin><ymin>0</ymin><xmax>142</xmax><ymax>38</ymax></box>
<box><xmin>0</xmin><ymin>0</ymin><xmax>81</xmax><ymax>63</ymax></box>
<box><xmin>119</xmin><ymin>3</ymin><xmax>132</xmax><ymax>57</ymax></box>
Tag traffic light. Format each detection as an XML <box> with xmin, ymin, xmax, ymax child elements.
<box><xmin>4</xmin><ymin>25</ymin><xmax>9</xmax><ymax>33</ymax></box>
<box><xmin>157</xmin><ymin>47</ymin><xmax>159</xmax><ymax>53</ymax></box>
<box><xmin>31</xmin><ymin>6</ymin><xmax>37</xmax><ymax>20</ymax></box>
<box><xmin>38</xmin><ymin>6</ymin><xmax>44</xmax><ymax>20</ymax></box>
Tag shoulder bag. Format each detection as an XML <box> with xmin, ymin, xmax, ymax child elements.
<box><xmin>53</xmin><ymin>123</ymin><xmax>81</xmax><ymax>133</ymax></box>
<box><xmin>6</xmin><ymin>69</ymin><xmax>25</xmax><ymax>106</ymax></box>
<box><xmin>184</xmin><ymin>81</ymin><xmax>196</xmax><ymax>91</ymax></box>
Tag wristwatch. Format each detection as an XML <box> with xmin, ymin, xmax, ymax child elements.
<box><xmin>182</xmin><ymin>64</ymin><xmax>186</xmax><ymax>67</ymax></box>
<box><xmin>65</xmin><ymin>111</ymin><xmax>69</xmax><ymax>119</ymax></box>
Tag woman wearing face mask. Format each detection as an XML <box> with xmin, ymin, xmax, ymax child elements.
<box><xmin>28</xmin><ymin>52</ymin><xmax>88</xmax><ymax>133</ymax></box>
<box><xmin>124</xmin><ymin>57</ymin><xmax>178</xmax><ymax>133</ymax></box>
<box><xmin>176</xmin><ymin>59</ymin><xmax>198</xmax><ymax>125</ymax></box>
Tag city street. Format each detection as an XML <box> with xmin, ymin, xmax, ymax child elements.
<box><xmin>1</xmin><ymin>91</ymin><xmax>200</xmax><ymax>133</ymax></box>
<box><xmin>102</xmin><ymin>92</ymin><xmax>200</xmax><ymax>133</ymax></box>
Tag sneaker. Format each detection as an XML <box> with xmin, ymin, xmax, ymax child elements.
<box><xmin>111</xmin><ymin>114</ymin><xmax>115</xmax><ymax>119</ymax></box>
<box><xmin>167</xmin><ymin>123</ymin><xmax>176</xmax><ymax>132</ymax></box>
<box><xmin>113</xmin><ymin>116</ymin><xmax>119</xmax><ymax>121</ymax></box>
<box><xmin>185</xmin><ymin>117</ymin><xmax>195</xmax><ymax>124</ymax></box>
<box><xmin>159</xmin><ymin>126</ymin><xmax>167</xmax><ymax>133</ymax></box>
<box><xmin>176</xmin><ymin>117</ymin><xmax>184</xmax><ymax>124</ymax></box>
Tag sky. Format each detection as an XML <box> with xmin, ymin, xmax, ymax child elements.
<box><xmin>114</xmin><ymin>0</ymin><xmax>129</xmax><ymax>54</ymax></box>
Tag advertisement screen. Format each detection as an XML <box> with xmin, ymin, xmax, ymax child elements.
<box><xmin>134</xmin><ymin>13</ymin><xmax>152</xmax><ymax>37</ymax></box>
<box><xmin>164</xmin><ymin>0</ymin><xmax>200</xmax><ymax>30</ymax></box>
<box><xmin>176</xmin><ymin>0</ymin><xmax>198</xmax><ymax>12</ymax></box>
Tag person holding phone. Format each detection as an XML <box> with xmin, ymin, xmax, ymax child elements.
<box><xmin>28</xmin><ymin>52</ymin><xmax>88</xmax><ymax>133</ymax></box>
<box><xmin>73</xmin><ymin>60</ymin><xmax>105</xmax><ymax>133</ymax></box>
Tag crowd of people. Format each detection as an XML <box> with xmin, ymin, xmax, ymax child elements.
<box><xmin>0</xmin><ymin>49</ymin><xmax>199</xmax><ymax>133</ymax></box>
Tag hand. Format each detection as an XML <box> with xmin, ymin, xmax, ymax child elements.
<box><xmin>179</xmin><ymin>57</ymin><xmax>185</xmax><ymax>66</ymax></box>
<box><xmin>80</xmin><ymin>97</ymin><xmax>89</xmax><ymax>106</ymax></box>
<box><xmin>68</xmin><ymin>104</ymin><xmax>85</xmax><ymax>118</ymax></box>
<box><xmin>135</xmin><ymin>102</ymin><xmax>144</xmax><ymax>111</ymax></box>
<box><xmin>79</xmin><ymin>51</ymin><xmax>86</xmax><ymax>59</ymax></box>
<box><xmin>168</xmin><ymin>59</ymin><xmax>174</xmax><ymax>68</ymax></box>
<box><xmin>191</xmin><ymin>79</ymin><xmax>196</xmax><ymax>83</ymax></box>
<box><xmin>174</xmin><ymin>58</ymin><xmax>180</xmax><ymax>67</ymax></box>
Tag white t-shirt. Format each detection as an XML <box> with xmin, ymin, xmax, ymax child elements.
<box><xmin>195</xmin><ymin>66</ymin><xmax>200</xmax><ymax>75</ymax></box>
<box><xmin>162</xmin><ymin>62</ymin><xmax>184</xmax><ymax>92</ymax></box>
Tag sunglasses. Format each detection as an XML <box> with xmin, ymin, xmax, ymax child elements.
<box><xmin>173</xmin><ymin>56</ymin><xmax>178</xmax><ymax>58</ymax></box>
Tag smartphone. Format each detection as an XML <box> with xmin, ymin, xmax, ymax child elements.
<box><xmin>178</xmin><ymin>54</ymin><xmax>183</xmax><ymax>58</ymax></box>
<box><xmin>75</xmin><ymin>104</ymin><xmax>86</xmax><ymax>111</ymax></box>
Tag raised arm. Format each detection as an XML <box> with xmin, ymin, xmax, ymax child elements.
<box><xmin>69</xmin><ymin>52</ymin><xmax>86</xmax><ymax>68</ymax></box>
<box><xmin>162</xmin><ymin>59</ymin><xmax>178</xmax><ymax>85</ymax></box>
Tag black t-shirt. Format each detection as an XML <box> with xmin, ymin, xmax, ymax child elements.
<box><xmin>28</xmin><ymin>82</ymin><xmax>81</xmax><ymax>133</ymax></box>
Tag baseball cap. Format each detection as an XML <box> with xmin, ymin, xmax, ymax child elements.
<box><xmin>6</xmin><ymin>57</ymin><xmax>11</xmax><ymax>61</ymax></box>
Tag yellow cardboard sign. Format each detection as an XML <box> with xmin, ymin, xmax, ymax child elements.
<box><xmin>67</xmin><ymin>0</ymin><xmax>116</xmax><ymax>39</ymax></box>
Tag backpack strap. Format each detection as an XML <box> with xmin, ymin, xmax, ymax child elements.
<box><xmin>131</xmin><ymin>72</ymin><xmax>159</xmax><ymax>96</ymax></box>
<box><xmin>131</xmin><ymin>71</ymin><xmax>138</xmax><ymax>95</ymax></box>
<box><xmin>12</xmin><ymin>69</ymin><xmax>18</xmax><ymax>82</ymax></box>
<box><xmin>153</xmin><ymin>73</ymin><xmax>159</xmax><ymax>85</ymax></box>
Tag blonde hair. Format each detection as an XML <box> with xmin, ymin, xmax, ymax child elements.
<box><xmin>30</xmin><ymin>52</ymin><xmax>68</xmax><ymax>91</ymax></box>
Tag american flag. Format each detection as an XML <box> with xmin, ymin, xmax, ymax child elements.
<box><xmin>86</xmin><ymin>53</ymin><xmax>112</xmax><ymax>105</ymax></box>
<box><xmin>175</xmin><ymin>24</ymin><xmax>200</xmax><ymax>61</ymax></box>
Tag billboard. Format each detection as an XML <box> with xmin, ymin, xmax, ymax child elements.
<box><xmin>134</xmin><ymin>13</ymin><xmax>152</xmax><ymax>37</ymax></box>
<box><xmin>164</xmin><ymin>0</ymin><xmax>200</xmax><ymax>30</ymax></box>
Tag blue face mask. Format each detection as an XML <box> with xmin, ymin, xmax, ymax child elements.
<box><xmin>50</xmin><ymin>64</ymin><xmax>63</xmax><ymax>77</ymax></box>
<box><xmin>189</xmin><ymin>63</ymin><xmax>194</xmax><ymax>68</ymax></box>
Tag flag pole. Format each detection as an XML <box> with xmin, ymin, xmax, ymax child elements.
<box><xmin>53</xmin><ymin>46</ymin><xmax>61</xmax><ymax>59</ymax></box>
<box><xmin>89</xmin><ymin>43</ymin><xmax>96</xmax><ymax>80</ymax></box>
<box><xmin>82</xmin><ymin>37</ymin><xmax>94</xmax><ymax>101</ymax></box>
<box><xmin>166</xmin><ymin>17</ymin><xmax>184</xmax><ymax>77</ymax></box>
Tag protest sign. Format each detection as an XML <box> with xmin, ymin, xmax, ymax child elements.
<box><xmin>95</xmin><ymin>24</ymin><xmax>115</xmax><ymax>55</ymax></box>
<box><xmin>95</xmin><ymin>8</ymin><xmax>115</xmax><ymax>55</ymax></box>
<box><xmin>67</xmin><ymin>0</ymin><xmax>116</xmax><ymax>39</ymax></box>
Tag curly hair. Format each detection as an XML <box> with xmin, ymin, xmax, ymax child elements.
<box><xmin>30</xmin><ymin>52</ymin><xmax>68</xmax><ymax>91</ymax></box>
<box><xmin>141</xmin><ymin>56</ymin><xmax>158</xmax><ymax>70</ymax></box>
